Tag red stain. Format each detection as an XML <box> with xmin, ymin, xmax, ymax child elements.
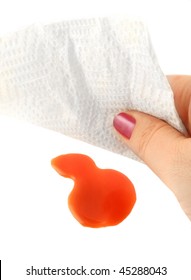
<box><xmin>51</xmin><ymin>154</ymin><xmax>136</xmax><ymax>228</ymax></box>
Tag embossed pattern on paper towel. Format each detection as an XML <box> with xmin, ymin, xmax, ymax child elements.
<box><xmin>0</xmin><ymin>18</ymin><xmax>185</xmax><ymax>160</ymax></box>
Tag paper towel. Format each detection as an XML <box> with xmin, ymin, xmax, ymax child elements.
<box><xmin>0</xmin><ymin>18</ymin><xmax>185</xmax><ymax>160</ymax></box>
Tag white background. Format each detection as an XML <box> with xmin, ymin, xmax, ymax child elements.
<box><xmin>0</xmin><ymin>0</ymin><xmax>191</xmax><ymax>279</ymax></box>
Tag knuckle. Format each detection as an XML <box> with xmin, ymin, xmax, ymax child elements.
<box><xmin>137</xmin><ymin>121</ymin><xmax>168</xmax><ymax>161</ymax></box>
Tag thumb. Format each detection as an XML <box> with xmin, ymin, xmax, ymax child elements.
<box><xmin>113</xmin><ymin>111</ymin><xmax>185</xmax><ymax>187</ymax></box>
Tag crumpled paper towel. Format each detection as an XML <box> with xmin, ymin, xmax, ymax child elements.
<box><xmin>0</xmin><ymin>18</ymin><xmax>185</xmax><ymax>160</ymax></box>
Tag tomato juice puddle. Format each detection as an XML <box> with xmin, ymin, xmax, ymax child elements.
<box><xmin>51</xmin><ymin>154</ymin><xmax>136</xmax><ymax>228</ymax></box>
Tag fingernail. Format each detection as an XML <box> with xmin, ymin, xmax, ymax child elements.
<box><xmin>113</xmin><ymin>112</ymin><xmax>136</xmax><ymax>139</ymax></box>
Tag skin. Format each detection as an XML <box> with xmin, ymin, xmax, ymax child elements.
<box><xmin>120</xmin><ymin>75</ymin><xmax>191</xmax><ymax>221</ymax></box>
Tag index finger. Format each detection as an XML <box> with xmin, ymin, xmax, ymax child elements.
<box><xmin>167</xmin><ymin>75</ymin><xmax>191</xmax><ymax>135</ymax></box>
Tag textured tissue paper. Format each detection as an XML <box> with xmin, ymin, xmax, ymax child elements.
<box><xmin>0</xmin><ymin>18</ymin><xmax>185</xmax><ymax>160</ymax></box>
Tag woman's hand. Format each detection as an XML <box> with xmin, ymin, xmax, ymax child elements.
<box><xmin>113</xmin><ymin>75</ymin><xmax>191</xmax><ymax>220</ymax></box>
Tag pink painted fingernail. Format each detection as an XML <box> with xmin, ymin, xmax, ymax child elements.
<box><xmin>113</xmin><ymin>112</ymin><xmax>136</xmax><ymax>139</ymax></box>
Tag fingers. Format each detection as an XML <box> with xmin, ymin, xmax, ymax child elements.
<box><xmin>113</xmin><ymin>76</ymin><xmax>191</xmax><ymax>221</ymax></box>
<box><xmin>113</xmin><ymin>111</ymin><xmax>185</xmax><ymax>188</ymax></box>
<box><xmin>167</xmin><ymin>75</ymin><xmax>191</xmax><ymax>134</ymax></box>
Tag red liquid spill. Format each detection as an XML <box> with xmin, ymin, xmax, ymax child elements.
<box><xmin>51</xmin><ymin>154</ymin><xmax>136</xmax><ymax>228</ymax></box>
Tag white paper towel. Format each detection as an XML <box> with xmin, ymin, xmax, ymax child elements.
<box><xmin>0</xmin><ymin>18</ymin><xmax>185</xmax><ymax>160</ymax></box>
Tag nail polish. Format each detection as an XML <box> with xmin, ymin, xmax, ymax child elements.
<box><xmin>113</xmin><ymin>112</ymin><xmax>136</xmax><ymax>139</ymax></box>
